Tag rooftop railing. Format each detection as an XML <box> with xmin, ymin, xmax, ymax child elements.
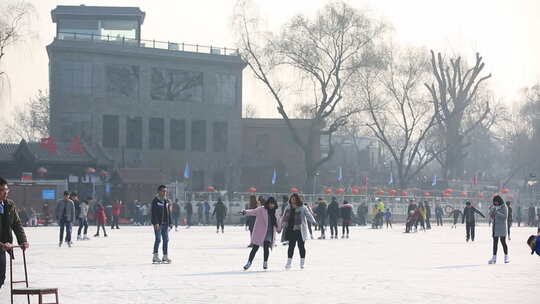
<box><xmin>55</xmin><ymin>32</ymin><xmax>240</xmax><ymax>57</ymax></box>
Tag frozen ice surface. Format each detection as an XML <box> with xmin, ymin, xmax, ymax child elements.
<box><xmin>1</xmin><ymin>224</ymin><xmax>538</xmax><ymax>304</ymax></box>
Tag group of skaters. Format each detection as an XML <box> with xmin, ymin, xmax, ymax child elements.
<box><xmin>54</xmin><ymin>191</ymin><xmax>124</xmax><ymax>247</ymax></box>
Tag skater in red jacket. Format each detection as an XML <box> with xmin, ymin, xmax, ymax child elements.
<box><xmin>94</xmin><ymin>203</ymin><xmax>108</xmax><ymax>237</ymax></box>
<box><xmin>111</xmin><ymin>200</ymin><xmax>122</xmax><ymax>229</ymax></box>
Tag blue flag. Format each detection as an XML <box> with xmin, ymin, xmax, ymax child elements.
<box><xmin>271</xmin><ymin>169</ymin><xmax>277</xmax><ymax>185</ymax></box>
<box><xmin>337</xmin><ymin>167</ymin><xmax>343</xmax><ymax>182</ymax></box>
<box><xmin>432</xmin><ymin>175</ymin><xmax>437</xmax><ymax>186</ymax></box>
<box><xmin>183</xmin><ymin>162</ymin><xmax>190</xmax><ymax>179</ymax></box>
<box><xmin>388</xmin><ymin>172</ymin><xmax>393</xmax><ymax>185</ymax></box>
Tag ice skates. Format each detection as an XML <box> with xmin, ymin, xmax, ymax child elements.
<box><xmin>300</xmin><ymin>258</ymin><xmax>305</xmax><ymax>269</ymax></box>
<box><xmin>152</xmin><ymin>253</ymin><xmax>161</xmax><ymax>264</ymax></box>
<box><xmin>488</xmin><ymin>255</ymin><xmax>496</xmax><ymax>264</ymax></box>
<box><xmin>504</xmin><ymin>255</ymin><xmax>510</xmax><ymax>264</ymax></box>
<box><xmin>263</xmin><ymin>261</ymin><xmax>268</xmax><ymax>270</ymax></box>
<box><xmin>285</xmin><ymin>258</ymin><xmax>292</xmax><ymax>270</ymax></box>
<box><xmin>243</xmin><ymin>261</ymin><xmax>252</xmax><ymax>270</ymax></box>
<box><xmin>162</xmin><ymin>255</ymin><xmax>172</xmax><ymax>264</ymax></box>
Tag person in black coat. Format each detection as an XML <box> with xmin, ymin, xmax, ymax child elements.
<box><xmin>184</xmin><ymin>201</ymin><xmax>193</xmax><ymax>228</ymax></box>
<box><xmin>461</xmin><ymin>201</ymin><xmax>485</xmax><ymax>242</ymax></box>
<box><xmin>151</xmin><ymin>185</ymin><xmax>173</xmax><ymax>263</ymax></box>
<box><xmin>528</xmin><ymin>204</ymin><xmax>536</xmax><ymax>227</ymax></box>
<box><xmin>424</xmin><ymin>201</ymin><xmax>432</xmax><ymax>229</ymax></box>
<box><xmin>314</xmin><ymin>199</ymin><xmax>328</xmax><ymax>239</ymax></box>
<box><xmin>212</xmin><ymin>198</ymin><xmax>227</xmax><ymax>233</ymax></box>
<box><xmin>327</xmin><ymin>197</ymin><xmax>340</xmax><ymax>239</ymax></box>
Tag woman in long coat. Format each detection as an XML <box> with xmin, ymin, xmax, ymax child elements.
<box><xmin>242</xmin><ymin>197</ymin><xmax>279</xmax><ymax>270</ymax></box>
<box><xmin>281</xmin><ymin>194</ymin><xmax>316</xmax><ymax>270</ymax></box>
<box><xmin>488</xmin><ymin>195</ymin><xmax>509</xmax><ymax>264</ymax></box>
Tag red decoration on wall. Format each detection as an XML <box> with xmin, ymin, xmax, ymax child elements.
<box><xmin>40</xmin><ymin>136</ymin><xmax>57</xmax><ymax>153</ymax></box>
<box><xmin>69</xmin><ymin>136</ymin><xmax>84</xmax><ymax>154</ymax></box>
<box><xmin>86</xmin><ymin>167</ymin><xmax>96</xmax><ymax>175</ymax></box>
<box><xmin>324</xmin><ymin>188</ymin><xmax>333</xmax><ymax>194</ymax></box>
<box><xmin>247</xmin><ymin>187</ymin><xmax>257</xmax><ymax>193</ymax></box>
<box><xmin>423</xmin><ymin>192</ymin><xmax>431</xmax><ymax>197</ymax></box>
<box><xmin>400</xmin><ymin>191</ymin><xmax>408</xmax><ymax>196</ymax></box>
<box><xmin>207</xmin><ymin>186</ymin><xmax>215</xmax><ymax>192</ymax></box>
<box><xmin>500</xmin><ymin>188</ymin><xmax>509</xmax><ymax>194</ymax></box>
<box><xmin>36</xmin><ymin>167</ymin><xmax>47</xmax><ymax>176</ymax></box>
<box><xmin>389</xmin><ymin>189</ymin><xmax>397</xmax><ymax>196</ymax></box>
<box><xmin>290</xmin><ymin>187</ymin><xmax>299</xmax><ymax>193</ymax></box>
<box><xmin>336</xmin><ymin>188</ymin><xmax>345</xmax><ymax>194</ymax></box>
<box><xmin>351</xmin><ymin>188</ymin><xmax>360</xmax><ymax>195</ymax></box>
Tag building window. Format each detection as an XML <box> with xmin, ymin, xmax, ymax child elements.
<box><xmin>151</xmin><ymin>68</ymin><xmax>203</xmax><ymax>102</ymax></box>
<box><xmin>106</xmin><ymin>64</ymin><xmax>139</xmax><ymax>98</ymax></box>
<box><xmin>149</xmin><ymin>118</ymin><xmax>164</xmax><ymax>149</ymax></box>
<box><xmin>126</xmin><ymin>117</ymin><xmax>142</xmax><ymax>149</ymax></box>
<box><xmin>213</xmin><ymin>171</ymin><xmax>226</xmax><ymax>190</ymax></box>
<box><xmin>170</xmin><ymin>119</ymin><xmax>186</xmax><ymax>151</ymax></box>
<box><xmin>192</xmin><ymin>170</ymin><xmax>205</xmax><ymax>191</ymax></box>
<box><xmin>191</xmin><ymin>120</ymin><xmax>206</xmax><ymax>152</ymax></box>
<box><xmin>57</xmin><ymin>61</ymin><xmax>93</xmax><ymax>95</ymax></box>
<box><xmin>212</xmin><ymin>122</ymin><xmax>228</xmax><ymax>152</ymax></box>
<box><xmin>216</xmin><ymin>73</ymin><xmax>237</xmax><ymax>105</ymax></box>
<box><xmin>102</xmin><ymin>115</ymin><xmax>119</xmax><ymax>148</ymax></box>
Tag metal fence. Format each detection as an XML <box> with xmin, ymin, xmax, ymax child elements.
<box><xmin>56</xmin><ymin>32</ymin><xmax>240</xmax><ymax>56</ymax></box>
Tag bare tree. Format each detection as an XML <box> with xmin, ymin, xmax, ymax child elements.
<box><xmin>234</xmin><ymin>0</ymin><xmax>387</xmax><ymax>191</ymax></box>
<box><xmin>3</xmin><ymin>90</ymin><xmax>49</xmax><ymax>142</ymax></box>
<box><xmin>357</xmin><ymin>48</ymin><xmax>439</xmax><ymax>189</ymax></box>
<box><xmin>242</xmin><ymin>103</ymin><xmax>258</xmax><ymax>118</ymax></box>
<box><xmin>424</xmin><ymin>51</ymin><xmax>492</xmax><ymax>180</ymax></box>
<box><xmin>0</xmin><ymin>1</ymin><xmax>35</xmax><ymax>97</ymax></box>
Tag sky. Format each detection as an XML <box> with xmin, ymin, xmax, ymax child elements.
<box><xmin>2</xmin><ymin>0</ymin><xmax>540</xmax><ymax>119</ymax></box>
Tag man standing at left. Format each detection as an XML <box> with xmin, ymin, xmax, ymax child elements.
<box><xmin>55</xmin><ymin>191</ymin><xmax>75</xmax><ymax>247</ymax></box>
<box><xmin>0</xmin><ymin>177</ymin><xmax>29</xmax><ymax>289</ymax></box>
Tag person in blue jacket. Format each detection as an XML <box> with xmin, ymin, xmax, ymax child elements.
<box><xmin>527</xmin><ymin>228</ymin><xmax>540</xmax><ymax>256</ymax></box>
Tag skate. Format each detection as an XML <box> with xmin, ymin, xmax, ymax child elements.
<box><xmin>263</xmin><ymin>261</ymin><xmax>268</xmax><ymax>270</ymax></box>
<box><xmin>58</xmin><ymin>242</ymin><xmax>62</xmax><ymax>248</ymax></box>
<box><xmin>216</xmin><ymin>230</ymin><xmax>219</xmax><ymax>234</ymax></box>
<box><xmin>94</xmin><ymin>234</ymin><xmax>99</xmax><ymax>237</ymax></box>
<box><xmin>504</xmin><ymin>255</ymin><xmax>510</xmax><ymax>264</ymax></box>
<box><xmin>67</xmin><ymin>241</ymin><xmax>72</xmax><ymax>248</ymax></box>
<box><xmin>346</xmin><ymin>235</ymin><xmax>349</xmax><ymax>239</ymax></box>
<box><xmin>162</xmin><ymin>255</ymin><xmax>172</xmax><ymax>264</ymax></box>
<box><xmin>221</xmin><ymin>229</ymin><xmax>224</xmax><ymax>234</ymax></box>
<box><xmin>77</xmin><ymin>235</ymin><xmax>82</xmax><ymax>241</ymax></box>
<box><xmin>152</xmin><ymin>253</ymin><xmax>161</xmax><ymax>264</ymax></box>
<box><xmin>243</xmin><ymin>261</ymin><xmax>252</xmax><ymax>270</ymax></box>
<box><xmin>488</xmin><ymin>255</ymin><xmax>496</xmax><ymax>265</ymax></box>
<box><xmin>341</xmin><ymin>235</ymin><xmax>345</xmax><ymax>239</ymax></box>
<box><xmin>83</xmin><ymin>235</ymin><xmax>90</xmax><ymax>240</ymax></box>
<box><xmin>285</xmin><ymin>258</ymin><xmax>292</xmax><ymax>270</ymax></box>
<box><xmin>300</xmin><ymin>258</ymin><xmax>305</xmax><ymax>269</ymax></box>
<box><xmin>104</xmin><ymin>234</ymin><xmax>108</xmax><ymax>237</ymax></box>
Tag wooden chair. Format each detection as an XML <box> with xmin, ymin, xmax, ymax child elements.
<box><xmin>9</xmin><ymin>246</ymin><xmax>59</xmax><ymax>304</ymax></box>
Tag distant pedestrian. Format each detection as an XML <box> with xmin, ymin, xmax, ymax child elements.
<box><xmin>212</xmin><ymin>198</ymin><xmax>227</xmax><ymax>233</ymax></box>
<box><xmin>77</xmin><ymin>198</ymin><xmax>90</xmax><ymax>240</ymax></box>
<box><xmin>461</xmin><ymin>201</ymin><xmax>485</xmax><ymax>242</ymax></box>
<box><xmin>506</xmin><ymin>201</ymin><xmax>513</xmax><ymax>240</ymax></box>
<box><xmin>184</xmin><ymin>201</ymin><xmax>193</xmax><ymax>228</ymax></box>
<box><xmin>94</xmin><ymin>202</ymin><xmax>108</xmax><ymax>237</ymax></box>
<box><xmin>435</xmin><ymin>204</ymin><xmax>444</xmax><ymax>226</ymax></box>
<box><xmin>172</xmin><ymin>199</ymin><xmax>181</xmax><ymax>231</ymax></box>
<box><xmin>384</xmin><ymin>208</ymin><xmax>392</xmax><ymax>228</ymax></box>
<box><xmin>450</xmin><ymin>208</ymin><xmax>462</xmax><ymax>229</ymax></box>
<box><xmin>111</xmin><ymin>200</ymin><xmax>122</xmax><ymax>229</ymax></box>
<box><xmin>204</xmin><ymin>200</ymin><xmax>211</xmax><ymax>225</ymax></box>
<box><xmin>340</xmin><ymin>200</ymin><xmax>353</xmax><ymax>238</ymax></box>
<box><xmin>55</xmin><ymin>191</ymin><xmax>75</xmax><ymax>247</ymax></box>
<box><xmin>314</xmin><ymin>198</ymin><xmax>327</xmax><ymax>239</ymax></box>
<box><xmin>327</xmin><ymin>197</ymin><xmax>339</xmax><ymax>239</ymax></box>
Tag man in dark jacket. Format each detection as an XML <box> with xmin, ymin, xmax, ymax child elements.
<box><xmin>315</xmin><ymin>199</ymin><xmax>328</xmax><ymax>239</ymax></box>
<box><xmin>151</xmin><ymin>185</ymin><xmax>172</xmax><ymax>263</ymax></box>
<box><xmin>506</xmin><ymin>201</ymin><xmax>513</xmax><ymax>240</ymax></box>
<box><xmin>462</xmin><ymin>201</ymin><xmax>485</xmax><ymax>242</ymax></box>
<box><xmin>184</xmin><ymin>201</ymin><xmax>193</xmax><ymax>228</ymax></box>
<box><xmin>424</xmin><ymin>201</ymin><xmax>432</xmax><ymax>229</ymax></box>
<box><xmin>528</xmin><ymin>204</ymin><xmax>536</xmax><ymax>226</ymax></box>
<box><xmin>212</xmin><ymin>198</ymin><xmax>227</xmax><ymax>233</ymax></box>
<box><xmin>0</xmin><ymin>177</ymin><xmax>29</xmax><ymax>288</ymax></box>
<box><xmin>327</xmin><ymin>197</ymin><xmax>339</xmax><ymax>239</ymax></box>
<box><xmin>55</xmin><ymin>191</ymin><xmax>76</xmax><ymax>247</ymax></box>
<box><xmin>435</xmin><ymin>204</ymin><xmax>444</xmax><ymax>226</ymax></box>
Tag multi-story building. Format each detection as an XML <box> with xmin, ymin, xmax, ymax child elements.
<box><xmin>47</xmin><ymin>5</ymin><xmax>245</xmax><ymax>191</ymax></box>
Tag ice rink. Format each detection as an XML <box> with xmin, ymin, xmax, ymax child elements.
<box><xmin>1</xmin><ymin>224</ymin><xmax>538</xmax><ymax>304</ymax></box>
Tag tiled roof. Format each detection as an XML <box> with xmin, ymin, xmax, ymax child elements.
<box><xmin>113</xmin><ymin>168</ymin><xmax>168</xmax><ymax>185</ymax></box>
<box><xmin>0</xmin><ymin>143</ymin><xmax>18</xmax><ymax>162</ymax></box>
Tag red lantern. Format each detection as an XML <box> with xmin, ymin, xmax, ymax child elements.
<box><xmin>423</xmin><ymin>192</ymin><xmax>431</xmax><ymax>197</ymax></box>
<box><xmin>500</xmin><ymin>188</ymin><xmax>509</xmax><ymax>194</ymax></box>
<box><xmin>400</xmin><ymin>191</ymin><xmax>408</xmax><ymax>196</ymax></box>
<box><xmin>351</xmin><ymin>188</ymin><xmax>360</xmax><ymax>195</ymax></box>
<box><xmin>290</xmin><ymin>187</ymin><xmax>299</xmax><ymax>193</ymax></box>
<box><xmin>389</xmin><ymin>189</ymin><xmax>397</xmax><ymax>196</ymax></box>
<box><xmin>444</xmin><ymin>188</ymin><xmax>453</xmax><ymax>194</ymax></box>
<box><xmin>207</xmin><ymin>186</ymin><xmax>215</xmax><ymax>192</ymax></box>
<box><xmin>36</xmin><ymin>167</ymin><xmax>47</xmax><ymax>176</ymax></box>
<box><xmin>336</xmin><ymin>188</ymin><xmax>345</xmax><ymax>194</ymax></box>
<box><xmin>247</xmin><ymin>187</ymin><xmax>257</xmax><ymax>193</ymax></box>
<box><xmin>86</xmin><ymin>167</ymin><xmax>96</xmax><ymax>175</ymax></box>
<box><xmin>376</xmin><ymin>190</ymin><xmax>385</xmax><ymax>196</ymax></box>
<box><xmin>477</xmin><ymin>193</ymin><xmax>484</xmax><ymax>198</ymax></box>
<box><xmin>442</xmin><ymin>193</ymin><xmax>450</xmax><ymax>197</ymax></box>
<box><xmin>460</xmin><ymin>192</ymin><xmax>467</xmax><ymax>197</ymax></box>
<box><xmin>324</xmin><ymin>188</ymin><xmax>333</xmax><ymax>194</ymax></box>
<box><xmin>506</xmin><ymin>194</ymin><xmax>513</xmax><ymax>200</ymax></box>
<box><xmin>99</xmin><ymin>170</ymin><xmax>108</xmax><ymax>177</ymax></box>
